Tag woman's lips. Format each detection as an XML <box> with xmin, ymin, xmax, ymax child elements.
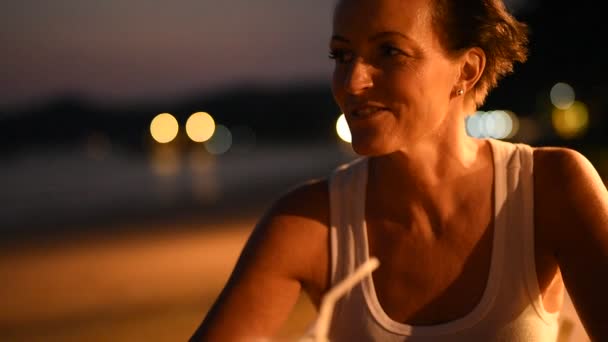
<box><xmin>351</xmin><ymin>106</ymin><xmax>389</xmax><ymax>119</ymax></box>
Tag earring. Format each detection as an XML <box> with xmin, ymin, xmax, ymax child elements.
<box><xmin>456</xmin><ymin>89</ymin><xmax>465</xmax><ymax>96</ymax></box>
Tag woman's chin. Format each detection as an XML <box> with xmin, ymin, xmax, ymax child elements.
<box><xmin>351</xmin><ymin>138</ymin><xmax>395</xmax><ymax>157</ymax></box>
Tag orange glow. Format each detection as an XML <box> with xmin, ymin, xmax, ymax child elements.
<box><xmin>186</xmin><ymin>112</ymin><xmax>216</xmax><ymax>143</ymax></box>
<box><xmin>150</xmin><ymin>113</ymin><xmax>179</xmax><ymax>143</ymax></box>
<box><xmin>552</xmin><ymin>101</ymin><xmax>589</xmax><ymax>139</ymax></box>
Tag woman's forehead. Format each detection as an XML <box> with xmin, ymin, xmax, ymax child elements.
<box><xmin>332</xmin><ymin>0</ymin><xmax>433</xmax><ymax>38</ymax></box>
<box><xmin>333</xmin><ymin>0</ymin><xmax>433</xmax><ymax>20</ymax></box>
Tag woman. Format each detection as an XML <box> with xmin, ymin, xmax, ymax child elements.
<box><xmin>190</xmin><ymin>0</ymin><xmax>608</xmax><ymax>340</ymax></box>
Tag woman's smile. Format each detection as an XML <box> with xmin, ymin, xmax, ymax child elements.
<box><xmin>349</xmin><ymin>104</ymin><xmax>391</xmax><ymax>120</ymax></box>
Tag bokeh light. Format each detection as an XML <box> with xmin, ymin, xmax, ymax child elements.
<box><xmin>186</xmin><ymin>112</ymin><xmax>216</xmax><ymax>143</ymax></box>
<box><xmin>551</xmin><ymin>101</ymin><xmax>589</xmax><ymax>139</ymax></box>
<box><xmin>150</xmin><ymin>113</ymin><xmax>179</xmax><ymax>143</ymax></box>
<box><xmin>505</xmin><ymin>111</ymin><xmax>520</xmax><ymax>139</ymax></box>
<box><xmin>336</xmin><ymin>114</ymin><xmax>352</xmax><ymax>143</ymax></box>
<box><xmin>465</xmin><ymin>110</ymin><xmax>517</xmax><ymax>139</ymax></box>
<box><xmin>550</xmin><ymin>82</ymin><xmax>575</xmax><ymax>110</ymax></box>
<box><xmin>204</xmin><ymin>125</ymin><xmax>232</xmax><ymax>155</ymax></box>
<box><xmin>465</xmin><ymin>112</ymin><xmax>483</xmax><ymax>138</ymax></box>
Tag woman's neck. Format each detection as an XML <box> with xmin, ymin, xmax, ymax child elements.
<box><xmin>368</xmin><ymin>132</ymin><xmax>490</xmax><ymax>200</ymax></box>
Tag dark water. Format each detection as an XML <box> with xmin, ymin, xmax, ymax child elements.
<box><xmin>0</xmin><ymin>142</ymin><xmax>357</xmax><ymax>241</ymax></box>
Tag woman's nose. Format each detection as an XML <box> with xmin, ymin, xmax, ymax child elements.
<box><xmin>343</xmin><ymin>60</ymin><xmax>373</xmax><ymax>94</ymax></box>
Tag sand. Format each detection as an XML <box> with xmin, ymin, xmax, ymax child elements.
<box><xmin>0</xmin><ymin>216</ymin><xmax>589</xmax><ymax>341</ymax></box>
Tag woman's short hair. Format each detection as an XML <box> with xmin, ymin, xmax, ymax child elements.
<box><xmin>432</xmin><ymin>0</ymin><xmax>529</xmax><ymax>106</ymax></box>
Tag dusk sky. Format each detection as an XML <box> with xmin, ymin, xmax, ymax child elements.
<box><xmin>1</xmin><ymin>0</ymin><xmax>335</xmax><ymax>107</ymax></box>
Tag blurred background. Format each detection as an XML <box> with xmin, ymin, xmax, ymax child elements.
<box><xmin>0</xmin><ymin>0</ymin><xmax>605</xmax><ymax>341</ymax></box>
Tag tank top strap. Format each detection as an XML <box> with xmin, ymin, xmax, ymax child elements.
<box><xmin>514</xmin><ymin>142</ymin><xmax>561</xmax><ymax>323</ymax></box>
<box><xmin>329</xmin><ymin>157</ymin><xmax>369</xmax><ymax>286</ymax></box>
<box><xmin>492</xmin><ymin>139</ymin><xmax>560</xmax><ymax>324</ymax></box>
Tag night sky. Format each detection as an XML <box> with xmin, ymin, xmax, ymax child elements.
<box><xmin>1</xmin><ymin>0</ymin><xmax>604</xmax><ymax>111</ymax></box>
<box><xmin>1</xmin><ymin>0</ymin><xmax>334</xmax><ymax>106</ymax></box>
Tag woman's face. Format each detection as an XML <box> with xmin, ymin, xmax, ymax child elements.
<box><xmin>330</xmin><ymin>0</ymin><xmax>462</xmax><ymax>156</ymax></box>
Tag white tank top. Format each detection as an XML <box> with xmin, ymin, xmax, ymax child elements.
<box><xmin>326</xmin><ymin>139</ymin><xmax>561</xmax><ymax>341</ymax></box>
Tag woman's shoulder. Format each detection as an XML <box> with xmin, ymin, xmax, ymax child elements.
<box><xmin>532</xmin><ymin>145</ymin><xmax>607</xmax><ymax>245</ymax></box>
<box><xmin>532</xmin><ymin>145</ymin><xmax>606</xmax><ymax>212</ymax></box>
<box><xmin>269</xmin><ymin>177</ymin><xmax>330</xmax><ymax>227</ymax></box>
<box><xmin>253</xmin><ymin>178</ymin><xmax>330</xmax><ymax>261</ymax></box>
<box><xmin>532</xmin><ymin>146</ymin><xmax>603</xmax><ymax>190</ymax></box>
<box><xmin>533</xmin><ymin>145</ymin><xmax>592</xmax><ymax>166</ymax></box>
<box><xmin>531</xmin><ymin>148</ymin><xmax>608</xmax><ymax>340</ymax></box>
<box><xmin>259</xmin><ymin>178</ymin><xmax>331</xmax><ymax>300</ymax></box>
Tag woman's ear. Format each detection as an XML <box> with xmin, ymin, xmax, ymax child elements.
<box><xmin>455</xmin><ymin>47</ymin><xmax>486</xmax><ymax>95</ymax></box>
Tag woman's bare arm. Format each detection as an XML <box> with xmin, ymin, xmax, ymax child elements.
<box><xmin>189</xmin><ymin>179</ymin><xmax>330</xmax><ymax>342</ymax></box>
<box><xmin>535</xmin><ymin>147</ymin><xmax>608</xmax><ymax>341</ymax></box>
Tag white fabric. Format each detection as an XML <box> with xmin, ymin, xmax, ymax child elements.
<box><xmin>327</xmin><ymin>139</ymin><xmax>561</xmax><ymax>341</ymax></box>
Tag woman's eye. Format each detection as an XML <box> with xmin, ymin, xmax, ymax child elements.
<box><xmin>381</xmin><ymin>45</ymin><xmax>405</xmax><ymax>57</ymax></box>
<box><xmin>328</xmin><ymin>49</ymin><xmax>353</xmax><ymax>64</ymax></box>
